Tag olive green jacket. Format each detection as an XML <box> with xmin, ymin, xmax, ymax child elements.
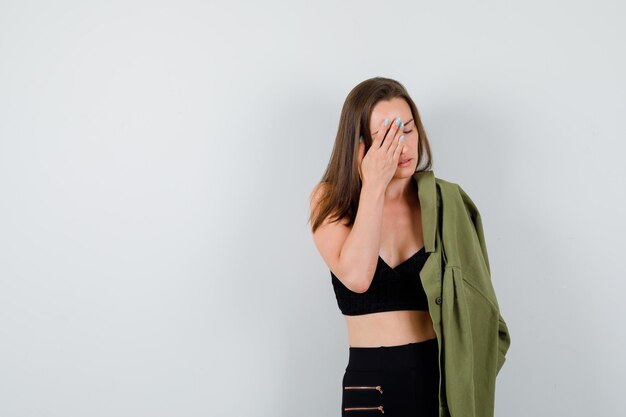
<box><xmin>414</xmin><ymin>170</ymin><xmax>511</xmax><ymax>417</ymax></box>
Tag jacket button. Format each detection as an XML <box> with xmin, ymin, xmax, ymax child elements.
<box><xmin>435</xmin><ymin>296</ymin><xmax>442</xmax><ymax>305</ymax></box>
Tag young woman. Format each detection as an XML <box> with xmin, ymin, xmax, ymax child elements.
<box><xmin>309</xmin><ymin>77</ymin><xmax>439</xmax><ymax>416</ymax></box>
<box><xmin>309</xmin><ymin>77</ymin><xmax>510</xmax><ymax>417</ymax></box>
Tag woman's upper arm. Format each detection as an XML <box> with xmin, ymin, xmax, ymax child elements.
<box><xmin>309</xmin><ymin>183</ymin><xmax>353</xmax><ymax>287</ymax></box>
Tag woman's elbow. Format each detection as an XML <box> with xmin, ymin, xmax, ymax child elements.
<box><xmin>343</xmin><ymin>267</ymin><xmax>375</xmax><ymax>294</ymax></box>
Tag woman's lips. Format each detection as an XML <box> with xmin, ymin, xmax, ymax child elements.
<box><xmin>398</xmin><ymin>158</ymin><xmax>412</xmax><ymax>166</ymax></box>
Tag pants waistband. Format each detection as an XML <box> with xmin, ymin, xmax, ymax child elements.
<box><xmin>346</xmin><ymin>337</ymin><xmax>438</xmax><ymax>371</ymax></box>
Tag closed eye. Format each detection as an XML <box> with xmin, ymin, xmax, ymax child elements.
<box><xmin>403</xmin><ymin>130</ymin><xmax>413</xmax><ymax>134</ymax></box>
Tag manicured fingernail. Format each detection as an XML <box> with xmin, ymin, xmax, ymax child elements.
<box><xmin>359</xmin><ymin>135</ymin><xmax>363</xmax><ymax>143</ymax></box>
<box><xmin>395</xmin><ymin>117</ymin><xmax>401</xmax><ymax>126</ymax></box>
<box><xmin>400</xmin><ymin>122</ymin><xmax>404</xmax><ymax>129</ymax></box>
<box><xmin>384</xmin><ymin>118</ymin><xmax>389</xmax><ymax>126</ymax></box>
<box><xmin>399</xmin><ymin>135</ymin><xmax>405</xmax><ymax>142</ymax></box>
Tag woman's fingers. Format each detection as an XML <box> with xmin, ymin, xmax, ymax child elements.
<box><xmin>382</xmin><ymin>117</ymin><xmax>402</xmax><ymax>152</ymax></box>
<box><xmin>387</xmin><ymin>117</ymin><xmax>405</xmax><ymax>160</ymax></box>
<box><xmin>371</xmin><ymin>118</ymin><xmax>391</xmax><ymax>149</ymax></box>
<box><xmin>392</xmin><ymin>132</ymin><xmax>405</xmax><ymax>161</ymax></box>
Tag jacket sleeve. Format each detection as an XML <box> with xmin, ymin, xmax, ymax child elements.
<box><xmin>457</xmin><ymin>184</ymin><xmax>511</xmax><ymax>376</ymax></box>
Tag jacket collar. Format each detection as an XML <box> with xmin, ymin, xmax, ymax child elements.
<box><xmin>413</xmin><ymin>170</ymin><xmax>438</xmax><ymax>253</ymax></box>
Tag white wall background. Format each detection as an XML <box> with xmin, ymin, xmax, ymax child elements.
<box><xmin>1</xmin><ymin>1</ymin><xmax>624</xmax><ymax>416</ymax></box>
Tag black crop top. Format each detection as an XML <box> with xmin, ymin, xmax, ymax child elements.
<box><xmin>330</xmin><ymin>247</ymin><xmax>430</xmax><ymax>316</ymax></box>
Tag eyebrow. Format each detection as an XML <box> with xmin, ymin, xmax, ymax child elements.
<box><xmin>371</xmin><ymin>118</ymin><xmax>414</xmax><ymax>135</ymax></box>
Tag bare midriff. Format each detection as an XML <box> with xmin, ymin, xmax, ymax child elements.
<box><xmin>345</xmin><ymin>310</ymin><xmax>437</xmax><ymax>347</ymax></box>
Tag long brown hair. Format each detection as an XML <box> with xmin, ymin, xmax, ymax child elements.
<box><xmin>309</xmin><ymin>77</ymin><xmax>433</xmax><ymax>233</ymax></box>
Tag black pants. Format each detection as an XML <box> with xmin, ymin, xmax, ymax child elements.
<box><xmin>341</xmin><ymin>337</ymin><xmax>440</xmax><ymax>416</ymax></box>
